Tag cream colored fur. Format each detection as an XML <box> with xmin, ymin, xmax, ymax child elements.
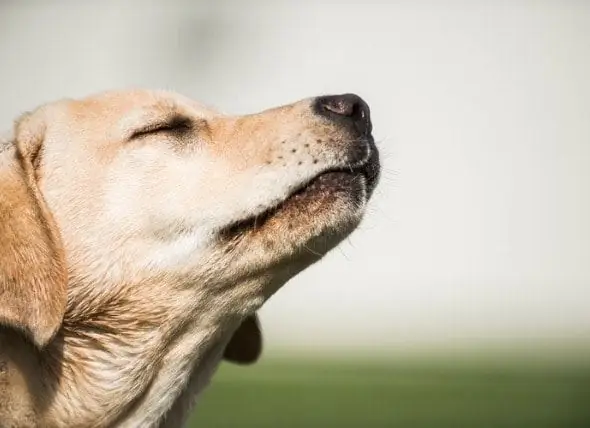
<box><xmin>0</xmin><ymin>89</ymin><xmax>378</xmax><ymax>427</ymax></box>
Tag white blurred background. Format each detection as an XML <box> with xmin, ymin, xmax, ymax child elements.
<box><xmin>1</xmin><ymin>0</ymin><xmax>588</xmax><ymax>355</ymax></box>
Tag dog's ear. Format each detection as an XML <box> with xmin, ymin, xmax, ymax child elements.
<box><xmin>0</xmin><ymin>110</ymin><xmax>68</xmax><ymax>348</ymax></box>
<box><xmin>223</xmin><ymin>314</ymin><xmax>263</xmax><ymax>365</ymax></box>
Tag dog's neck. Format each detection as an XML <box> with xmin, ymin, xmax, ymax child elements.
<box><xmin>41</xmin><ymin>276</ymin><xmax>258</xmax><ymax>427</ymax></box>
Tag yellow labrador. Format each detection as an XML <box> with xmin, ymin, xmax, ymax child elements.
<box><xmin>0</xmin><ymin>90</ymin><xmax>380</xmax><ymax>427</ymax></box>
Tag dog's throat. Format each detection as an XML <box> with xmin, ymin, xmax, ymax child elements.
<box><xmin>42</xmin><ymin>287</ymin><xmax>238</xmax><ymax>427</ymax></box>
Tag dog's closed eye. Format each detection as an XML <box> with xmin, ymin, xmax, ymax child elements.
<box><xmin>129</xmin><ymin>115</ymin><xmax>193</xmax><ymax>140</ymax></box>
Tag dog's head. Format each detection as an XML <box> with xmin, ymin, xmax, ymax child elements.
<box><xmin>0</xmin><ymin>90</ymin><xmax>379</xmax><ymax>362</ymax></box>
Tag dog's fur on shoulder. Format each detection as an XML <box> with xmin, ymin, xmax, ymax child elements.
<box><xmin>0</xmin><ymin>90</ymin><xmax>379</xmax><ymax>427</ymax></box>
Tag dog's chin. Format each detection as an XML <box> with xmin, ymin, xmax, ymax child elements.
<box><xmin>219</xmin><ymin>170</ymin><xmax>374</xmax><ymax>261</ymax></box>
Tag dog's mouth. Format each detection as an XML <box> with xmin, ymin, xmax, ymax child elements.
<box><xmin>220</xmin><ymin>151</ymin><xmax>380</xmax><ymax>238</ymax></box>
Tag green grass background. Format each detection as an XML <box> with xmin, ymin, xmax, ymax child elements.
<box><xmin>189</xmin><ymin>355</ymin><xmax>590</xmax><ymax>428</ymax></box>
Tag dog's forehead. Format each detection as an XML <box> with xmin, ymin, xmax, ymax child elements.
<box><xmin>81</xmin><ymin>89</ymin><xmax>216</xmax><ymax>114</ymax></box>
<box><xmin>57</xmin><ymin>90</ymin><xmax>222</xmax><ymax>140</ymax></box>
<box><xmin>73</xmin><ymin>90</ymin><xmax>209</xmax><ymax>122</ymax></box>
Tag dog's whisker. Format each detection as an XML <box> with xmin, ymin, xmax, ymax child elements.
<box><xmin>303</xmin><ymin>244</ymin><xmax>323</xmax><ymax>257</ymax></box>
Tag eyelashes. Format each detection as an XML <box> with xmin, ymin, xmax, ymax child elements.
<box><xmin>129</xmin><ymin>115</ymin><xmax>194</xmax><ymax>140</ymax></box>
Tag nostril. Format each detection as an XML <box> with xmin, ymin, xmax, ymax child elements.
<box><xmin>315</xmin><ymin>93</ymin><xmax>372</xmax><ymax>135</ymax></box>
<box><xmin>322</xmin><ymin>97</ymin><xmax>355</xmax><ymax>117</ymax></box>
<box><xmin>320</xmin><ymin>94</ymin><xmax>361</xmax><ymax>118</ymax></box>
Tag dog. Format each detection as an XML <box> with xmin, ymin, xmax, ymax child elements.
<box><xmin>0</xmin><ymin>89</ymin><xmax>380</xmax><ymax>427</ymax></box>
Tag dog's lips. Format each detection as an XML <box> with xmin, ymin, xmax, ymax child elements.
<box><xmin>220</xmin><ymin>158</ymin><xmax>378</xmax><ymax>238</ymax></box>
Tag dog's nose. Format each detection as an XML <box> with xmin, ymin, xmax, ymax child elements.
<box><xmin>314</xmin><ymin>94</ymin><xmax>372</xmax><ymax>135</ymax></box>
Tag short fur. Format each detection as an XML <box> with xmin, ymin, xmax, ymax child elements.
<box><xmin>0</xmin><ymin>90</ymin><xmax>379</xmax><ymax>427</ymax></box>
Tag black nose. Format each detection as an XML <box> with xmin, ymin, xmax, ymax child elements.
<box><xmin>314</xmin><ymin>94</ymin><xmax>372</xmax><ymax>135</ymax></box>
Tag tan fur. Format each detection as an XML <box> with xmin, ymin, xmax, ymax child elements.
<box><xmin>0</xmin><ymin>112</ymin><xmax>67</xmax><ymax>349</ymax></box>
<box><xmin>0</xmin><ymin>90</ymin><xmax>379</xmax><ymax>427</ymax></box>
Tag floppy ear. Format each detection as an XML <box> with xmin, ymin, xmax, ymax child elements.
<box><xmin>0</xmin><ymin>110</ymin><xmax>68</xmax><ymax>348</ymax></box>
<box><xmin>223</xmin><ymin>314</ymin><xmax>263</xmax><ymax>365</ymax></box>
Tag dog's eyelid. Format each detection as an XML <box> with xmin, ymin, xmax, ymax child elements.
<box><xmin>128</xmin><ymin>115</ymin><xmax>194</xmax><ymax>140</ymax></box>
